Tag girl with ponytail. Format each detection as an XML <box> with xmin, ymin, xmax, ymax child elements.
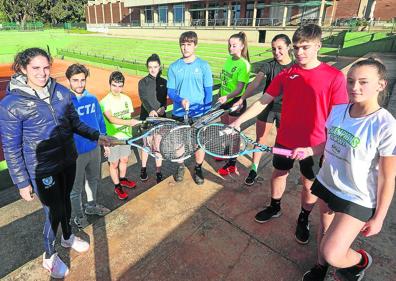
<box><xmin>216</xmin><ymin>31</ymin><xmax>251</xmax><ymax>176</ymax></box>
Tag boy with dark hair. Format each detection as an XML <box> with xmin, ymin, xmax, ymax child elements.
<box><xmin>232</xmin><ymin>24</ymin><xmax>348</xmax><ymax>244</ymax></box>
<box><xmin>100</xmin><ymin>71</ymin><xmax>139</xmax><ymax>200</ymax></box>
<box><xmin>67</xmin><ymin>63</ymin><xmax>110</xmax><ymax>228</ymax></box>
<box><xmin>167</xmin><ymin>31</ymin><xmax>213</xmax><ymax>185</ymax></box>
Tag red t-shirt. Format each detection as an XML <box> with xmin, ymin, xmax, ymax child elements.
<box><xmin>266</xmin><ymin>62</ymin><xmax>348</xmax><ymax>148</ymax></box>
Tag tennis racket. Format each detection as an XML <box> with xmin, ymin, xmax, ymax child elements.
<box><xmin>192</xmin><ymin>103</ymin><xmax>241</xmax><ymax>129</ymax></box>
<box><xmin>196</xmin><ymin>123</ymin><xmax>296</xmax><ymax>158</ymax></box>
<box><xmin>160</xmin><ymin>124</ymin><xmax>197</xmax><ymax>162</ymax></box>
<box><xmin>110</xmin><ymin>122</ymin><xmax>184</xmax><ymax>161</ymax></box>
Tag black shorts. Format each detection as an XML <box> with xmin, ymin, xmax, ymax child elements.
<box><xmin>272</xmin><ymin>143</ymin><xmax>322</xmax><ymax>180</ymax></box>
<box><xmin>220</xmin><ymin>96</ymin><xmax>247</xmax><ymax>117</ymax></box>
<box><xmin>257</xmin><ymin>105</ymin><xmax>281</xmax><ymax>128</ymax></box>
<box><xmin>311</xmin><ymin>179</ymin><xmax>375</xmax><ymax>222</ymax></box>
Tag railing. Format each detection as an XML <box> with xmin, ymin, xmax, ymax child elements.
<box><xmin>255</xmin><ymin>18</ymin><xmax>282</xmax><ymax>26</ymax></box>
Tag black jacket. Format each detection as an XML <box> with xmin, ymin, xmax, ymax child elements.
<box><xmin>138</xmin><ymin>74</ymin><xmax>167</xmax><ymax>120</ymax></box>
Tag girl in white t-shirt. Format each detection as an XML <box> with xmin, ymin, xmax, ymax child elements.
<box><xmin>292</xmin><ymin>58</ymin><xmax>396</xmax><ymax>281</ymax></box>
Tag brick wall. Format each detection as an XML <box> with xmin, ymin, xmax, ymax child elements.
<box><xmin>112</xmin><ymin>2</ymin><xmax>121</xmax><ymax>23</ymax></box>
<box><xmin>334</xmin><ymin>0</ymin><xmax>360</xmax><ymax>18</ymax></box>
<box><xmin>374</xmin><ymin>0</ymin><xmax>395</xmax><ymax>20</ymax></box>
<box><xmin>96</xmin><ymin>5</ymin><xmax>104</xmax><ymax>24</ymax></box>
<box><xmin>104</xmin><ymin>3</ymin><xmax>111</xmax><ymax>23</ymax></box>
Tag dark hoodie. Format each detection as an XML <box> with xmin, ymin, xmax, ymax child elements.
<box><xmin>0</xmin><ymin>74</ymin><xmax>99</xmax><ymax>189</ymax></box>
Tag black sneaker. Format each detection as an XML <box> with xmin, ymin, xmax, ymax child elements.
<box><xmin>174</xmin><ymin>165</ymin><xmax>185</xmax><ymax>182</ymax></box>
<box><xmin>295</xmin><ymin>213</ymin><xmax>310</xmax><ymax>244</ymax></box>
<box><xmin>244</xmin><ymin>170</ymin><xmax>257</xmax><ymax>186</ymax></box>
<box><xmin>334</xmin><ymin>250</ymin><xmax>372</xmax><ymax>281</ymax></box>
<box><xmin>156</xmin><ymin>172</ymin><xmax>163</xmax><ymax>183</ymax></box>
<box><xmin>255</xmin><ymin>206</ymin><xmax>282</xmax><ymax>223</ymax></box>
<box><xmin>193</xmin><ymin>166</ymin><xmax>204</xmax><ymax>185</ymax></box>
<box><xmin>140</xmin><ymin>168</ymin><xmax>148</xmax><ymax>181</ymax></box>
<box><xmin>302</xmin><ymin>264</ymin><xmax>328</xmax><ymax>281</ymax></box>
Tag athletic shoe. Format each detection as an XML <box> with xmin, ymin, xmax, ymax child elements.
<box><xmin>244</xmin><ymin>170</ymin><xmax>257</xmax><ymax>186</ymax></box>
<box><xmin>156</xmin><ymin>172</ymin><xmax>163</xmax><ymax>183</ymax></box>
<box><xmin>174</xmin><ymin>165</ymin><xmax>185</xmax><ymax>182</ymax></box>
<box><xmin>295</xmin><ymin>213</ymin><xmax>310</xmax><ymax>244</ymax></box>
<box><xmin>255</xmin><ymin>206</ymin><xmax>282</xmax><ymax>223</ymax></box>
<box><xmin>73</xmin><ymin>215</ymin><xmax>89</xmax><ymax>228</ymax></box>
<box><xmin>42</xmin><ymin>253</ymin><xmax>69</xmax><ymax>278</ymax></box>
<box><xmin>213</xmin><ymin>156</ymin><xmax>226</xmax><ymax>161</ymax></box>
<box><xmin>334</xmin><ymin>250</ymin><xmax>372</xmax><ymax>281</ymax></box>
<box><xmin>193</xmin><ymin>166</ymin><xmax>204</xmax><ymax>185</ymax></box>
<box><xmin>217</xmin><ymin>164</ymin><xmax>237</xmax><ymax>176</ymax></box>
<box><xmin>85</xmin><ymin>204</ymin><xmax>110</xmax><ymax>216</ymax></box>
<box><xmin>114</xmin><ymin>186</ymin><xmax>128</xmax><ymax>200</ymax></box>
<box><xmin>61</xmin><ymin>234</ymin><xmax>90</xmax><ymax>253</ymax></box>
<box><xmin>140</xmin><ymin>168</ymin><xmax>148</xmax><ymax>181</ymax></box>
<box><xmin>302</xmin><ymin>264</ymin><xmax>328</xmax><ymax>281</ymax></box>
<box><xmin>120</xmin><ymin>178</ymin><xmax>136</xmax><ymax>189</ymax></box>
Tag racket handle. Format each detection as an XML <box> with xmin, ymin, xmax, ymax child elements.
<box><xmin>272</xmin><ymin>147</ymin><xmax>293</xmax><ymax>157</ymax></box>
<box><xmin>272</xmin><ymin>148</ymin><xmax>305</xmax><ymax>158</ymax></box>
<box><xmin>109</xmin><ymin>139</ymin><xmax>128</xmax><ymax>146</ymax></box>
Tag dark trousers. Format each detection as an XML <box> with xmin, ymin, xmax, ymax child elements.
<box><xmin>32</xmin><ymin>164</ymin><xmax>76</xmax><ymax>256</ymax></box>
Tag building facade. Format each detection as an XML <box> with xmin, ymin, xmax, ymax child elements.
<box><xmin>85</xmin><ymin>0</ymin><xmax>395</xmax><ymax>28</ymax></box>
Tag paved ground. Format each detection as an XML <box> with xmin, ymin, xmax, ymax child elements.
<box><xmin>1</xmin><ymin>54</ymin><xmax>395</xmax><ymax>281</ymax></box>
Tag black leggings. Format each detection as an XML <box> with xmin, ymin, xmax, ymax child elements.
<box><xmin>32</xmin><ymin>164</ymin><xmax>76</xmax><ymax>256</ymax></box>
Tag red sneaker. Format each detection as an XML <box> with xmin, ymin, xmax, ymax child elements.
<box><xmin>114</xmin><ymin>186</ymin><xmax>128</xmax><ymax>200</ymax></box>
<box><xmin>217</xmin><ymin>165</ymin><xmax>237</xmax><ymax>176</ymax></box>
<box><xmin>120</xmin><ymin>178</ymin><xmax>136</xmax><ymax>189</ymax></box>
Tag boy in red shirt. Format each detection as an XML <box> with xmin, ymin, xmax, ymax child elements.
<box><xmin>232</xmin><ymin>24</ymin><xmax>348</xmax><ymax>244</ymax></box>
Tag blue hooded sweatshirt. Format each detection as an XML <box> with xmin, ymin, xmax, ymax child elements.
<box><xmin>71</xmin><ymin>90</ymin><xmax>107</xmax><ymax>154</ymax></box>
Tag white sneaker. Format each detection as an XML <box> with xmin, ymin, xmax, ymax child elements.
<box><xmin>61</xmin><ymin>234</ymin><xmax>90</xmax><ymax>253</ymax></box>
<box><xmin>42</xmin><ymin>253</ymin><xmax>69</xmax><ymax>278</ymax></box>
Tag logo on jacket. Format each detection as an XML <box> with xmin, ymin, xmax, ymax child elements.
<box><xmin>289</xmin><ymin>74</ymin><xmax>299</xmax><ymax>80</ymax></box>
<box><xmin>42</xmin><ymin>176</ymin><xmax>55</xmax><ymax>189</ymax></box>
<box><xmin>56</xmin><ymin>91</ymin><xmax>64</xmax><ymax>101</ymax></box>
<box><xmin>27</xmin><ymin>101</ymin><xmax>35</xmax><ymax>107</ymax></box>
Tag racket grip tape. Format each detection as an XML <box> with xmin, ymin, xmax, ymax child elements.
<box><xmin>271</xmin><ymin>147</ymin><xmax>305</xmax><ymax>158</ymax></box>
<box><xmin>109</xmin><ymin>139</ymin><xmax>128</xmax><ymax>145</ymax></box>
<box><xmin>271</xmin><ymin>147</ymin><xmax>293</xmax><ymax>157</ymax></box>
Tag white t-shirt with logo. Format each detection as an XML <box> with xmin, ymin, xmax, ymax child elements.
<box><xmin>317</xmin><ymin>104</ymin><xmax>396</xmax><ymax>208</ymax></box>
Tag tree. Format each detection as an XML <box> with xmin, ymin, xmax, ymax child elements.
<box><xmin>0</xmin><ymin>0</ymin><xmax>50</xmax><ymax>25</ymax></box>
<box><xmin>49</xmin><ymin>0</ymin><xmax>88</xmax><ymax>24</ymax></box>
<box><xmin>0</xmin><ymin>0</ymin><xmax>88</xmax><ymax>24</ymax></box>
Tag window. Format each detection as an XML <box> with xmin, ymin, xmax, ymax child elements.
<box><xmin>159</xmin><ymin>5</ymin><xmax>167</xmax><ymax>23</ymax></box>
<box><xmin>174</xmin><ymin>4</ymin><xmax>184</xmax><ymax>23</ymax></box>
<box><xmin>145</xmin><ymin>6</ymin><xmax>153</xmax><ymax>23</ymax></box>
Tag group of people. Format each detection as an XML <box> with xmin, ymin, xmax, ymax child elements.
<box><xmin>0</xmin><ymin>23</ymin><xmax>395</xmax><ymax>281</ymax></box>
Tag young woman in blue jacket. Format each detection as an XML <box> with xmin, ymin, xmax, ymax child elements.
<box><xmin>0</xmin><ymin>48</ymin><xmax>111</xmax><ymax>278</ymax></box>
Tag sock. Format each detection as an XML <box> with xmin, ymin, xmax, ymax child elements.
<box><xmin>115</xmin><ymin>183</ymin><xmax>121</xmax><ymax>189</ymax></box>
<box><xmin>270</xmin><ymin>198</ymin><xmax>281</xmax><ymax>210</ymax></box>
<box><xmin>141</xmin><ymin>167</ymin><xmax>146</xmax><ymax>171</ymax></box>
<box><xmin>119</xmin><ymin>177</ymin><xmax>126</xmax><ymax>181</ymax></box>
<box><xmin>195</xmin><ymin>163</ymin><xmax>202</xmax><ymax>169</ymax></box>
<box><xmin>356</xmin><ymin>250</ymin><xmax>369</xmax><ymax>268</ymax></box>
<box><xmin>228</xmin><ymin>158</ymin><xmax>237</xmax><ymax>166</ymax></box>
<box><xmin>300</xmin><ymin>207</ymin><xmax>311</xmax><ymax>220</ymax></box>
<box><xmin>251</xmin><ymin>163</ymin><xmax>258</xmax><ymax>172</ymax></box>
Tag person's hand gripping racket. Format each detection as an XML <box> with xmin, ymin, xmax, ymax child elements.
<box><xmin>182</xmin><ymin>99</ymin><xmax>190</xmax><ymax>124</ymax></box>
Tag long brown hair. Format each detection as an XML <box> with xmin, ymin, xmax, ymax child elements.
<box><xmin>229</xmin><ymin>32</ymin><xmax>250</xmax><ymax>62</ymax></box>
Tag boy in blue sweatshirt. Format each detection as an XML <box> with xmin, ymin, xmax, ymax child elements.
<box><xmin>167</xmin><ymin>31</ymin><xmax>213</xmax><ymax>185</ymax></box>
<box><xmin>66</xmin><ymin>64</ymin><xmax>110</xmax><ymax>228</ymax></box>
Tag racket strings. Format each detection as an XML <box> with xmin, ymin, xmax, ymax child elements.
<box><xmin>198</xmin><ymin>125</ymin><xmax>246</xmax><ymax>157</ymax></box>
<box><xmin>160</xmin><ymin>126</ymin><xmax>196</xmax><ymax>161</ymax></box>
<box><xmin>143</xmin><ymin>123</ymin><xmax>179</xmax><ymax>157</ymax></box>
